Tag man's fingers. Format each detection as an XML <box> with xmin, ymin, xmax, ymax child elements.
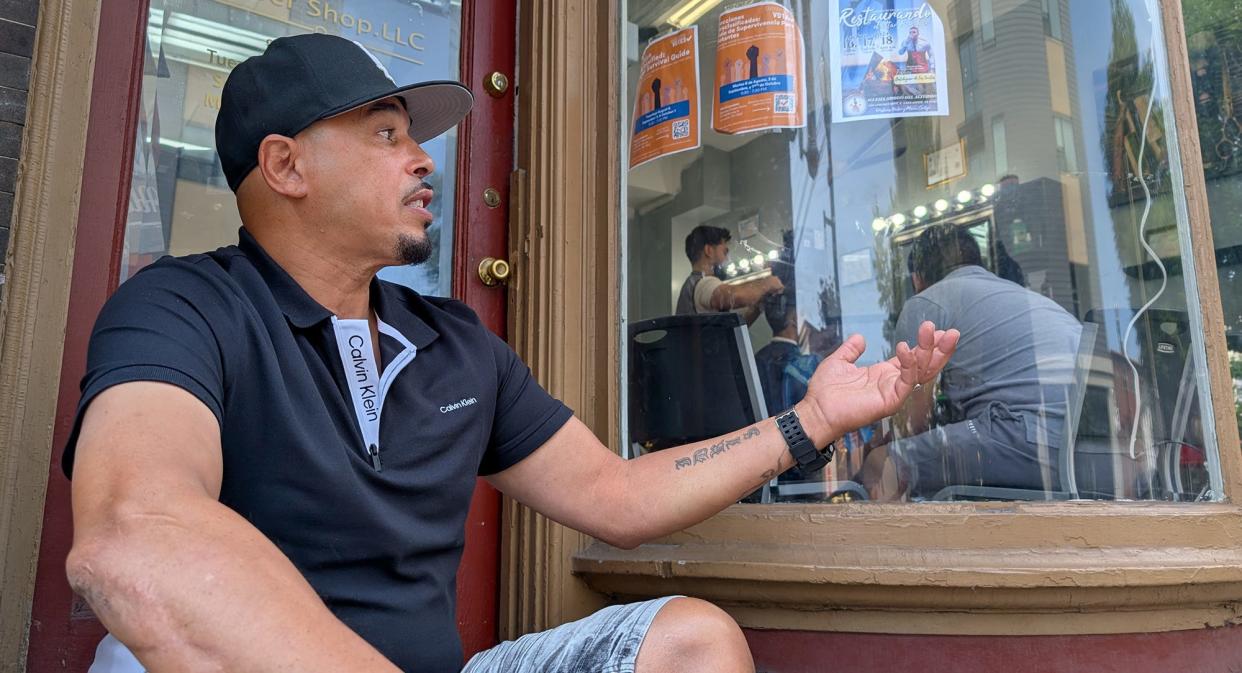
<box><xmin>894</xmin><ymin>341</ymin><xmax>918</xmax><ymax>387</ymax></box>
<box><xmin>828</xmin><ymin>334</ymin><xmax>867</xmax><ymax>364</ymax></box>
<box><xmin>923</xmin><ymin>329</ymin><xmax>960</xmax><ymax>379</ymax></box>
<box><xmin>904</xmin><ymin>321</ymin><xmax>934</xmax><ymax>378</ymax></box>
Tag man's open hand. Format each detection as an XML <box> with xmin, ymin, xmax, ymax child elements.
<box><xmin>798</xmin><ymin>321</ymin><xmax>959</xmax><ymax>444</ymax></box>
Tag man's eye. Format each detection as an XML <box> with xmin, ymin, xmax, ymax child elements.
<box><xmin>379</xmin><ymin>128</ymin><xmax>396</xmax><ymax>141</ymax></box>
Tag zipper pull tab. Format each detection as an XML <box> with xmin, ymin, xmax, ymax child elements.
<box><xmin>368</xmin><ymin>443</ymin><xmax>383</xmax><ymax>472</ymax></box>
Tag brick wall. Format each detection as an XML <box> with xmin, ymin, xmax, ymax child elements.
<box><xmin>0</xmin><ymin>0</ymin><xmax>39</xmax><ymax>296</ymax></box>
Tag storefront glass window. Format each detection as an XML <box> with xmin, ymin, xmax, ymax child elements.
<box><xmin>1183</xmin><ymin>0</ymin><xmax>1242</xmax><ymax>473</ymax></box>
<box><xmin>622</xmin><ymin>0</ymin><xmax>1225</xmax><ymax>504</ymax></box>
<box><xmin>121</xmin><ymin>0</ymin><xmax>462</xmax><ymax>294</ymax></box>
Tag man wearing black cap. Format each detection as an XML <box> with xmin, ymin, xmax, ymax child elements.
<box><xmin>64</xmin><ymin>34</ymin><xmax>958</xmax><ymax>673</ymax></box>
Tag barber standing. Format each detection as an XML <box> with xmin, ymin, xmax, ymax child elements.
<box><xmin>676</xmin><ymin>225</ymin><xmax>783</xmax><ymax>323</ymax></box>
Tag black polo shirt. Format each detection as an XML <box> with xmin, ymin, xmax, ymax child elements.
<box><xmin>63</xmin><ymin>227</ymin><xmax>573</xmax><ymax>672</ymax></box>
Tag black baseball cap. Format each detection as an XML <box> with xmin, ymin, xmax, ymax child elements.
<box><xmin>215</xmin><ymin>33</ymin><xmax>474</xmax><ymax>192</ymax></box>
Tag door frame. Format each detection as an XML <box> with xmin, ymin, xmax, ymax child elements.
<box><xmin>21</xmin><ymin>0</ymin><xmax>519</xmax><ymax>668</ymax></box>
<box><xmin>452</xmin><ymin>0</ymin><xmax>519</xmax><ymax>656</ymax></box>
<box><xmin>26</xmin><ymin>0</ymin><xmax>187</xmax><ymax>668</ymax></box>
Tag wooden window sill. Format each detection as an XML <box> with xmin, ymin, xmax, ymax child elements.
<box><xmin>573</xmin><ymin>502</ymin><xmax>1242</xmax><ymax>635</ymax></box>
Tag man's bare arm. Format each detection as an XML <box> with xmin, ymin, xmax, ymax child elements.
<box><xmin>487</xmin><ymin>408</ymin><xmax>804</xmax><ymax>549</ymax></box>
<box><xmin>709</xmin><ymin>274</ymin><xmax>782</xmax><ymax>312</ymax></box>
<box><xmin>489</xmin><ymin>322</ymin><xmax>959</xmax><ymax>549</ymax></box>
<box><xmin>67</xmin><ymin>382</ymin><xmax>399</xmax><ymax>673</ymax></box>
<box><xmin>737</xmin><ymin>303</ymin><xmax>762</xmax><ymax>326</ymax></box>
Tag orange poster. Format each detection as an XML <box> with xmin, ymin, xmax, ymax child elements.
<box><xmin>712</xmin><ymin>2</ymin><xmax>806</xmax><ymax>135</ymax></box>
<box><xmin>630</xmin><ymin>27</ymin><xmax>701</xmax><ymax>169</ymax></box>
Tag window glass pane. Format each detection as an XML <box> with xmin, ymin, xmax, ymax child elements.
<box><xmin>121</xmin><ymin>0</ymin><xmax>462</xmax><ymax>295</ymax></box>
<box><xmin>1183</xmin><ymin>1</ymin><xmax>1242</xmax><ymax>475</ymax></box>
<box><xmin>992</xmin><ymin>116</ymin><xmax>1007</xmax><ymax>173</ymax></box>
<box><xmin>1054</xmin><ymin>116</ymin><xmax>1077</xmax><ymax>173</ymax></box>
<box><xmin>959</xmin><ymin>36</ymin><xmax>977</xmax><ymax>87</ymax></box>
<box><xmin>622</xmin><ymin>0</ymin><xmax>1224</xmax><ymax>503</ymax></box>
<box><xmin>981</xmin><ymin>0</ymin><xmax>995</xmax><ymax>44</ymax></box>
<box><xmin>1042</xmin><ymin>0</ymin><xmax>1062</xmax><ymax>41</ymax></box>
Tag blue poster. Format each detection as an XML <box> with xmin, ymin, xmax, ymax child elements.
<box><xmin>829</xmin><ymin>1</ymin><xmax>949</xmax><ymax>122</ymax></box>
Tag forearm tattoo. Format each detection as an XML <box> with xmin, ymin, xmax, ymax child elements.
<box><xmin>673</xmin><ymin>427</ymin><xmax>761</xmax><ymax>471</ymax></box>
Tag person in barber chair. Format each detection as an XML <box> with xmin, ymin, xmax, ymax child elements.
<box><xmin>859</xmin><ymin>224</ymin><xmax>1082</xmax><ymax>500</ymax></box>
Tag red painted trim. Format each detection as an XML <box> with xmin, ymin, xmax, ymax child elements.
<box><xmin>452</xmin><ymin>0</ymin><xmax>518</xmax><ymax>659</ymax></box>
<box><xmin>744</xmin><ymin>626</ymin><xmax>1242</xmax><ymax>673</ymax></box>
<box><xmin>26</xmin><ymin>1</ymin><xmax>151</xmax><ymax>671</ymax></box>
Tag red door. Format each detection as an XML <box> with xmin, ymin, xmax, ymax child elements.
<box><xmin>25</xmin><ymin>0</ymin><xmax>517</xmax><ymax>668</ymax></box>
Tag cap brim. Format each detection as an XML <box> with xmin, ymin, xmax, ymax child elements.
<box><xmin>328</xmin><ymin>80</ymin><xmax>474</xmax><ymax>143</ymax></box>
<box><xmin>394</xmin><ymin>81</ymin><xmax>475</xmax><ymax>142</ymax></box>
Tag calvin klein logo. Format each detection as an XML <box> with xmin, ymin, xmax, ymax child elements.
<box><xmin>440</xmin><ymin>397</ymin><xmax>478</xmax><ymax>414</ymax></box>
<box><xmin>348</xmin><ymin>334</ymin><xmax>378</xmax><ymax>421</ymax></box>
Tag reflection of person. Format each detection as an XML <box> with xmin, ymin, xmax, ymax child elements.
<box><xmin>676</xmin><ymin>225</ymin><xmax>783</xmax><ymax>324</ymax></box>
<box><xmin>754</xmin><ymin>291</ymin><xmax>834</xmax><ymax>495</ymax></box>
<box><xmin>65</xmin><ymin>34</ymin><xmax>961</xmax><ymax>673</ymax></box>
<box><xmin>755</xmin><ymin>290</ymin><xmax>803</xmax><ymax>416</ymax></box>
<box><xmin>898</xmin><ymin>26</ymin><xmax>932</xmax><ymax>73</ymax></box>
<box><xmin>861</xmin><ymin>225</ymin><xmax>1081</xmax><ymax>500</ymax></box>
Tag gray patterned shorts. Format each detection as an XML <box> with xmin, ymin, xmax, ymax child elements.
<box><xmin>462</xmin><ymin>596</ymin><xmax>681</xmax><ymax>673</ymax></box>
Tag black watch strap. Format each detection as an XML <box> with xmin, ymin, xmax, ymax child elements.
<box><xmin>775</xmin><ymin>409</ymin><xmax>834</xmax><ymax>473</ymax></box>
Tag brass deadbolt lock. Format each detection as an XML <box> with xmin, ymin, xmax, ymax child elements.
<box><xmin>478</xmin><ymin>257</ymin><xmax>511</xmax><ymax>286</ymax></box>
<box><xmin>483</xmin><ymin>187</ymin><xmax>502</xmax><ymax>208</ymax></box>
<box><xmin>485</xmin><ymin>72</ymin><xmax>510</xmax><ymax>97</ymax></box>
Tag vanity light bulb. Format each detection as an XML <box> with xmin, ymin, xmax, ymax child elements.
<box><xmin>753</xmin><ymin>254</ymin><xmax>766</xmax><ymax>267</ymax></box>
<box><xmin>738</xmin><ymin>259</ymin><xmax>751</xmax><ymax>272</ymax></box>
<box><xmin>956</xmin><ymin>190</ymin><xmax>973</xmax><ymax>204</ymax></box>
<box><xmin>912</xmin><ymin>205</ymin><xmax>929</xmax><ymax>219</ymax></box>
<box><xmin>933</xmin><ymin>199</ymin><xmax>950</xmax><ymax>212</ymax></box>
<box><xmin>980</xmin><ymin>183</ymin><xmax>996</xmax><ymax>197</ymax></box>
<box><xmin>726</xmin><ymin>263</ymin><xmax>738</xmax><ymax>276</ymax></box>
<box><xmin>768</xmin><ymin>249</ymin><xmax>780</xmax><ymax>260</ymax></box>
<box><xmin>872</xmin><ymin>217</ymin><xmax>888</xmax><ymax>231</ymax></box>
<box><xmin>889</xmin><ymin>213</ymin><xmax>907</xmax><ymax>227</ymax></box>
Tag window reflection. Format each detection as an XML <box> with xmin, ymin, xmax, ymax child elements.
<box><xmin>121</xmin><ymin>0</ymin><xmax>462</xmax><ymax>295</ymax></box>
<box><xmin>624</xmin><ymin>0</ymin><xmax>1223</xmax><ymax>503</ymax></box>
<box><xmin>1183</xmin><ymin>0</ymin><xmax>1242</xmax><ymax>480</ymax></box>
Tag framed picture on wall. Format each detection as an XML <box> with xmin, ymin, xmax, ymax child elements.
<box><xmin>925</xmin><ymin>138</ymin><xmax>968</xmax><ymax>188</ymax></box>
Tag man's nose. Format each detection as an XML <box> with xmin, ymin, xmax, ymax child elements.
<box><xmin>404</xmin><ymin>138</ymin><xmax>436</xmax><ymax>178</ymax></box>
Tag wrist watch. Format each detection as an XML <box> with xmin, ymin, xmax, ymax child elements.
<box><xmin>775</xmin><ymin>409</ymin><xmax>835</xmax><ymax>473</ymax></box>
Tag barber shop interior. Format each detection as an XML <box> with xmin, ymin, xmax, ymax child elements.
<box><xmin>623</xmin><ymin>0</ymin><xmax>1239</xmax><ymax>506</ymax></box>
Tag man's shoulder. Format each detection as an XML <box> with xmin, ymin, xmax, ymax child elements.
<box><xmin>756</xmin><ymin>340</ymin><xmax>799</xmax><ymax>366</ymax></box>
<box><xmin>696</xmin><ymin>274</ymin><xmax>724</xmax><ymax>293</ymax></box>
<box><xmin>111</xmin><ymin>246</ymin><xmax>248</xmax><ymax>304</ymax></box>
<box><xmin>376</xmin><ymin>280</ymin><xmax>491</xmax><ymax>335</ymax></box>
<box><xmin>95</xmin><ymin>245</ymin><xmax>289</xmax><ymax>351</ymax></box>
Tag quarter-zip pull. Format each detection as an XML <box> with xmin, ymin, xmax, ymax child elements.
<box><xmin>332</xmin><ymin>316</ymin><xmax>418</xmax><ymax>473</ymax></box>
<box><xmin>332</xmin><ymin>317</ymin><xmax>384</xmax><ymax>471</ymax></box>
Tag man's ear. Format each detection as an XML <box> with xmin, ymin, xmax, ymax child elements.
<box><xmin>256</xmin><ymin>134</ymin><xmax>308</xmax><ymax>198</ymax></box>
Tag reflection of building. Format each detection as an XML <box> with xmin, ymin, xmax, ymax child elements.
<box><xmin>889</xmin><ymin>0</ymin><xmax>1092</xmax><ymax>316</ymax></box>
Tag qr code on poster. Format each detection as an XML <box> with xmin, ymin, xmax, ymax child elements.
<box><xmin>773</xmin><ymin>94</ymin><xmax>795</xmax><ymax>113</ymax></box>
<box><xmin>671</xmin><ymin>119</ymin><xmax>690</xmax><ymax>139</ymax></box>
